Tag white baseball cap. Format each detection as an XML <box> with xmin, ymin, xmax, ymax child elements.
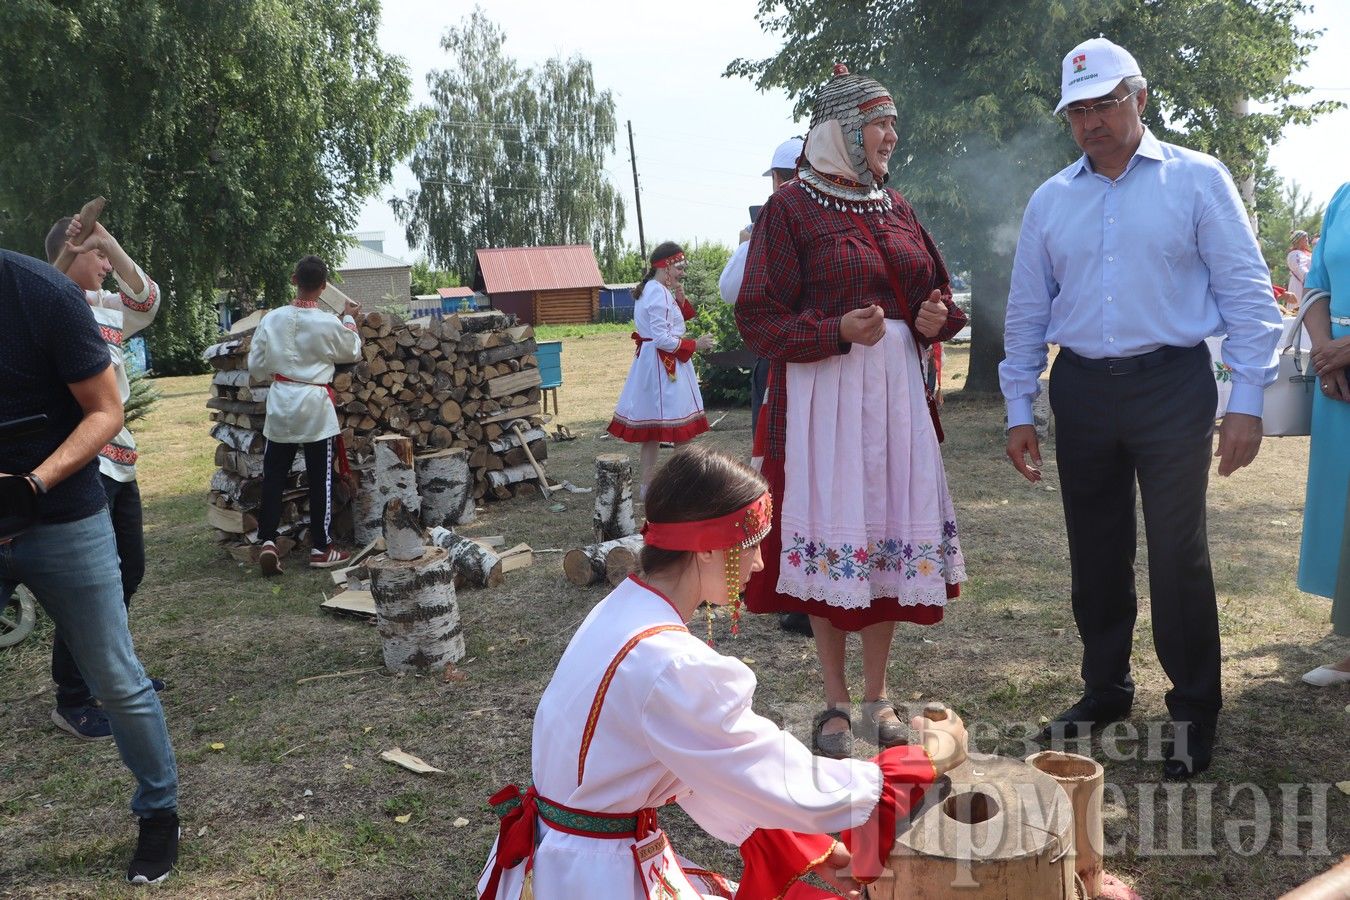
<box><xmin>763</xmin><ymin>137</ymin><xmax>804</xmax><ymax>176</ymax></box>
<box><xmin>1055</xmin><ymin>37</ymin><xmax>1141</xmax><ymax>114</ymax></box>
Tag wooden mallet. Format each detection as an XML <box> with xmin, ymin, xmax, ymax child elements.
<box><xmin>52</xmin><ymin>196</ymin><xmax>107</xmax><ymax>274</ymax></box>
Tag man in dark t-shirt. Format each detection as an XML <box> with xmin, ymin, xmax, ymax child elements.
<box><xmin>0</xmin><ymin>248</ymin><xmax>181</xmax><ymax>885</ymax></box>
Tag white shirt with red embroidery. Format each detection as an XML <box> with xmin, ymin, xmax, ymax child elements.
<box><xmin>86</xmin><ymin>263</ymin><xmax>160</xmax><ymax>482</ymax></box>
<box><xmin>247</xmin><ymin>304</ymin><xmax>361</xmax><ymax>444</ymax></box>
<box><xmin>478</xmin><ymin>577</ymin><xmax>930</xmax><ymax>900</ymax></box>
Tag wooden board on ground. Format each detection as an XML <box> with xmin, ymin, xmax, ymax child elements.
<box><xmin>207</xmin><ymin>502</ymin><xmax>257</xmax><ymax>534</ymax></box>
<box><xmin>320</xmin><ymin>589</ymin><xmax>376</xmax><ymax>617</ymax></box>
<box><xmin>380</xmin><ymin>747</ymin><xmax>444</xmax><ymax>775</ymax></box>
<box><xmin>498</xmin><ymin>543</ymin><xmax>533</xmax><ymax>573</ymax></box>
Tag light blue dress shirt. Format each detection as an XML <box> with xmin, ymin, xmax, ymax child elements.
<box><xmin>1000</xmin><ymin>129</ymin><xmax>1282</xmax><ymax>428</ymax></box>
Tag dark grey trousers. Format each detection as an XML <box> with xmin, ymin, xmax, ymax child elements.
<box><xmin>1049</xmin><ymin>343</ymin><xmax>1221</xmax><ymax>726</ymax></box>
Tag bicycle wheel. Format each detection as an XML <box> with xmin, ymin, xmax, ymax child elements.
<box><xmin>0</xmin><ymin>585</ymin><xmax>37</xmax><ymax>649</ymax></box>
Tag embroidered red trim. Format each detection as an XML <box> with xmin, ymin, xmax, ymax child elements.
<box><xmin>98</xmin><ymin>324</ymin><xmax>123</xmax><ymax>345</ymax></box>
<box><xmin>100</xmin><ymin>443</ymin><xmax>138</xmax><ymax>465</ymax></box>
<box><xmin>858</xmin><ymin>95</ymin><xmax>895</xmax><ymax>114</ymax></box>
<box><xmin>577</xmin><ymin>624</ymin><xmax>688</xmax><ymax>785</ymax></box>
<box><xmin>605</xmin><ymin>416</ymin><xmax>709</xmax><ymax>445</ymax></box>
<box><xmin>642</xmin><ymin>493</ymin><xmax>773</xmax><ymax>553</ymax></box>
<box><xmin>653</xmin><ymin>251</ymin><xmax>686</xmax><ymax>269</ymax></box>
<box><xmin>119</xmin><ymin>279</ymin><xmax>157</xmax><ymax>313</ymax></box>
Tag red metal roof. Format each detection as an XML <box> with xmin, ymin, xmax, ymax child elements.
<box><xmin>474</xmin><ymin>245</ymin><xmax>603</xmax><ymax>294</ymax></box>
<box><xmin>436</xmin><ymin>286</ymin><xmax>475</xmax><ymax>299</ymax></box>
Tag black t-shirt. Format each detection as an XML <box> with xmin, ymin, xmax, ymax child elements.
<box><xmin>0</xmin><ymin>249</ymin><xmax>113</xmax><ymax>524</ymax></box>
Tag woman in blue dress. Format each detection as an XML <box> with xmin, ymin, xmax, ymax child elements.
<box><xmin>1299</xmin><ymin>181</ymin><xmax>1350</xmax><ymax>686</ymax></box>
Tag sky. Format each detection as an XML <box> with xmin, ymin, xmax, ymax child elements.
<box><xmin>356</xmin><ymin>0</ymin><xmax>1350</xmax><ymax>263</ymax></box>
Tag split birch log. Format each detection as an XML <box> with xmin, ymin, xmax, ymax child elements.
<box><xmin>382</xmin><ymin>498</ymin><xmax>428</xmax><ymax>562</ymax></box>
<box><xmin>485</xmin><ymin>462</ymin><xmax>539</xmax><ymax>491</ymax></box>
<box><xmin>368</xmin><ymin>544</ymin><xmax>464</xmax><ymax>672</ymax></box>
<box><xmin>415</xmin><ymin>448</ymin><xmax>473</xmax><ymax>529</ymax></box>
<box><xmin>593</xmin><ymin>454</ymin><xmax>636</xmax><ymax>543</ymax></box>
<box><xmin>564</xmin><ymin>534</ymin><xmax>644</xmax><ymax>587</ymax></box>
<box><xmin>428</xmin><ymin>526</ymin><xmax>504</xmax><ymax>589</ymax></box>
<box><xmin>374</xmin><ymin>434</ymin><xmax>420</xmax><ymax>517</ymax></box>
<box><xmin>353</xmin><ymin>466</ymin><xmax>383</xmax><ymax>547</ymax></box>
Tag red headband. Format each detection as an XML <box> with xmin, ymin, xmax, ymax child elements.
<box><xmin>641</xmin><ymin>493</ymin><xmax>772</xmax><ymax>552</ymax></box>
<box><xmin>653</xmin><ymin>251</ymin><xmax>686</xmax><ymax>269</ymax></box>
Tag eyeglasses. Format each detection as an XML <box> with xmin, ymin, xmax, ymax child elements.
<box><xmin>1060</xmin><ymin>90</ymin><xmax>1140</xmax><ymax>122</ymax></box>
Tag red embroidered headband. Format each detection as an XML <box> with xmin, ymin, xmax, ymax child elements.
<box><xmin>641</xmin><ymin>493</ymin><xmax>772</xmax><ymax>552</ymax></box>
<box><xmin>653</xmin><ymin>251</ymin><xmax>686</xmax><ymax>269</ymax></box>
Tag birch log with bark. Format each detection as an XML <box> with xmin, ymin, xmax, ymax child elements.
<box><xmin>373</xmin><ymin>433</ymin><xmax>420</xmax><ymax>516</ymax></box>
<box><xmin>415</xmin><ymin>448</ymin><xmax>473</xmax><ymax>529</ymax></box>
<box><xmin>353</xmin><ymin>465</ymin><xmax>383</xmax><ymax>547</ymax></box>
<box><xmin>382</xmin><ymin>498</ymin><xmax>428</xmax><ymax>562</ymax></box>
<box><xmin>564</xmin><ymin>534</ymin><xmax>645</xmax><ymax>587</ymax></box>
<box><xmin>368</xmin><ymin>545</ymin><xmax>464</xmax><ymax>672</ymax></box>
<box><xmin>428</xmin><ymin>526</ymin><xmax>504</xmax><ymax>588</ymax></box>
<box><xmin>593</xmin><ymin>454</ymin><xmax>636</xmax><ymax>542</ymax></box>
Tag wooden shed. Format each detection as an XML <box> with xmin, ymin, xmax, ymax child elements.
<box><xmin>472</xmin><ymin>245</ymin><xmax>603</xmax><ymax>325</ymax></box>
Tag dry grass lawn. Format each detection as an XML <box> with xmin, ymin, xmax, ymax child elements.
<box><xmin>1</xmin><ymin>331</ymin><xmax>1346</xmax><ymax>899</ymax></box>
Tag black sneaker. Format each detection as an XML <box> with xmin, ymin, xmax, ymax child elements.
<box><xmin>150</xmin><ymin>677</ymin><xmax>166</xmax><ymax>692</ymax></box>
<box><xmin>51</xmin><ymin>705</ymin><xmax>113</xmax><ymax>741</ymax></box>
<box><xmin>127</xmin><ymin>811</ymin><xmax>179</xmax><ymax>885</ymax></box>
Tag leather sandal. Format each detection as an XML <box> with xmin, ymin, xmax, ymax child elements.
<box><xmin>812</xmin><ymin>707</ymin><xmax>853</xmax><ymax>759</ymax></box>
<box><xmin>859</xmin><ymin>699</ymin><xmax>909</xmax><ymax>748</ymax></box>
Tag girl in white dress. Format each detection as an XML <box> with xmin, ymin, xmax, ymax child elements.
<box><xmin>608</xmin><ymin>242</ymin><xmax>715</xmax><ymax>497</ymax></box>
<box><xmin>477</xmin><ymin>448</ymin><xmax>969</xmax><ymax>900</ymax></box>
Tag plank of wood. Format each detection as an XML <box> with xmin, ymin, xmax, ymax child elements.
<box><xmin>320</xmin><ymin>589</ymin><xmax>376</xmax><ymax>617</ymax></box>
<box><xmin>498</xmin><ymin>543</ymin><xmax>533</xmax><ymax>573</ymax></box>
<box><xmin>206</xmin><ymin>502</ymin><xmax>257</xmax><ymax>534</ymax></box>
<box><xmin>379</xmin><ymin>747</ymin><xmax>444</xmax><ymax>775</ymax></box>
<box><xmin>486</xmin><ymin>368</ymin><xmax>542</xmax><ymax>399</ymax></box>
<box><xmin>479</xmin><ymin>403</ymin><xmax>541</xmax><ymax>424</ymax></box>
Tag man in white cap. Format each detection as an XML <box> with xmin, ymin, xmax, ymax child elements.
<box><xmin>720</xmin><ymin>136</ymin><xmax>811</xmax><ymax>638</ymax></box>
<box><xmin>1001</xmin><ymin>37</ymin><xmax>1282</xmax><ymax>778</ymax></box>
<box><xmin>720</xmin><ymin>136</ymin><xmax>803</xmax><ymax>432</ymax></box>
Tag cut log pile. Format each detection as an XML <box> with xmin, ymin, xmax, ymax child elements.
<box><xmin>340</xmin><ymin>309</ymin><xmax>550</xmax><ymax>502</ymax></box>
<box><xmin>203</xmin><ymin>308</ymin><xmax>553</xmax><ymax>551</ymax></box>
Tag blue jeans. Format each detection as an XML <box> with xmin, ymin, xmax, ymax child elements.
<box><xmin>1</xmin><ymin>509</ymin><xmax>178</xmax><ymax>816</ymax></box>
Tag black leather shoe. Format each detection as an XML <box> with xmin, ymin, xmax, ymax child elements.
<box><xmin>778</xmin><ymin>613</ymin><xmax>813</xmax><ymax>637</ymax></box>
<box><xmin>1035</xmin><ymin>694</ymin><xmax>1132</xmax><ymax>744</ymax></box>
<box><xmin>1162</xmin><ymin>721</ymin><xmax>1215</xmax><ymax>780</ymax></box>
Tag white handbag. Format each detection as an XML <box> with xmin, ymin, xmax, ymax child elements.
<box><xmin>1262</xmin><ymin>289</ymin><xmax>1329</xmax><ymax>437</ymax></box>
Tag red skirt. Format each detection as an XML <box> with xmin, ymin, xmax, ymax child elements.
<box><xmin>745</xmin><ymin>454</ymin><xmax>952</xmax><ymax>633</ymax></box>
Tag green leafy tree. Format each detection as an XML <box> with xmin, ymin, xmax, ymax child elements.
<box><xmin>602</xmin><ymin>248</ymin><xmax>647</xmax><ymax>285</ymax></box>
<box><xmin>410</xmin><ymin>258</ymin><xmax>462</xmax><ymax>295</ymax></box>
<box><xmin>729</xmin><ymin>0</ymin><xmax>1336</xmax><ymax>392</ymax></box>
<box><xmin>682</xmin><ymin>243</ymin><xmax>750</xmax><ymax>406</ymax></box>
<box><xmin>394</xmin><ymin>8</ymin><xmax>627</xmax><ymax>282</ymax></box>
<box><xmin>1256</xmin><ymin>175</ymin><xmax>1325</xmax><ymax>277</ymax></box>
<box><xmin>0</xmin><ymin>0</ymin><xmax>425</xmax><ymax>374</ymax></box>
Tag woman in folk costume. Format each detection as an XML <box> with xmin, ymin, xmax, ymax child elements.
<box><xmin>735</xmin><ymin>65</ymin><xmax>968</xmax><ymax>760</ymax></box>
<box><xmin>608</xmin><ymin>242</ymin><xmax>716</xmax><ymax>498</ymax></box>
<box><xmin>477</xmin><ymin>448</ymin><xmax>969</xmax><ymax>900</ymax></box>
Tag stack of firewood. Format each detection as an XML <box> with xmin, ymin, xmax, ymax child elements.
<box><xmin>203</xmin><ymin>308</ymin><xmax>553</xmax><ymax>552</ymax></box>
<box><xmin>340</xmin><ymin>309</ymin><xmax>550</xmax><ymax>502</ymax></box>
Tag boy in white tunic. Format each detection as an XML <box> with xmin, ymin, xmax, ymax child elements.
<box><xmin>43</xmin><ymin>214</ymin><xmax>165</xmax><ymax>741</ymax></box>
<box><xmin>247</xmin><ymin>255</ymin><xmax>362</xmax><ymax>574</ymax></box>
<box><xmin>478</xmin><ymin>448</ymin><xmax>969</xmax><ymax>900</ymax></box>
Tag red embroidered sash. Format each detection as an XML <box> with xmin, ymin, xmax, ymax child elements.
<box><xmin>272</xmin><ymin>374</ymin><xmax>352</xmax><ymax>478</ymax></box>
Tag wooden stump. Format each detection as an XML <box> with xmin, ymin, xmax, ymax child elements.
<box><xmin>368</xmin><ymin>545</ymin><xmax>464</xmax><ymax>672</ymax></box>
<box><xmin>415</xmin><ymin>448</ymin><xmax>473</xmax><ymax>529</ymax></box>
<box><xmin>382</xmin><ymin>498</ymin><xmax>428</xmax><ymax>562</ymax></box>
<box><xmin>428</xmin><ymin>526</ymin><xmax>504</xmax><ymax>589</ymax></box>
<box><xmin>593</xmin><ymin>453</ymin><xmax>636</xmax><ymax>542</ymax></box>
<box><xmin>353</xmin><ymin>466</ymin><xmax>383</xmax><ymax>547</ymax></box>
<box><xmin>564</xmin><ymin>535</ymin><xmax>644</xmax><ymax>587</ymax></box>
<box><xmin>604</xmin><ymin>537</ymin><xmax>644</xmax><ymax>586</ymax></box>
<box><xmin>373</xmin><ymin>433</ymin><xmax>420</xmax><ymax>517</ymax></box>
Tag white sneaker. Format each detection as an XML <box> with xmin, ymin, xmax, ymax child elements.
<box><xmin>1301</xmin><ymin>665</ymin><xmax>1350</xmax><ymax>687</ymax></box>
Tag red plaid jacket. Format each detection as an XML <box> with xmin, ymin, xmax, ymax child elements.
<box><xmin>735</xmin><ymin>182</ymin><xmax>966</xmax><ymax>460</ymax></box>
